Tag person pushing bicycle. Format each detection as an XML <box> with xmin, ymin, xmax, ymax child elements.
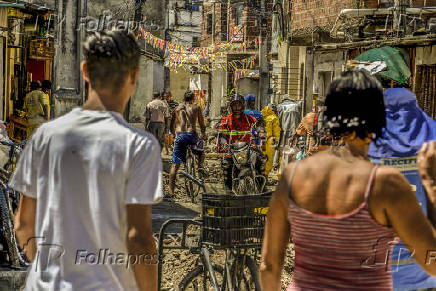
<box><xmin>168</xmin><ymin>91</ymin><xmax>207</xmax><ymax>201</ymax></box>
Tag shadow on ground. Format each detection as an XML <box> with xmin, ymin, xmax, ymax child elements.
<box><xmin>152</xmin><ymin>201</ymin><xmax>199</xmax><ymax>233</ymax></box>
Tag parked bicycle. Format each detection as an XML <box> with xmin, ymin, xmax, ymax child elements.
<box><xmin>1</xmin><ymin>139</ymin><xmax>26</xmax><ymax>173</ymax></box>
<box><xmin>157</xmin><ymin>187</ymin><xmax>271</xmax><ymax>291</ymax></box>
<box><xmin>0</xmin><ymin>139</ymin><xmax>29</xmax><ymax>268</ymax></box>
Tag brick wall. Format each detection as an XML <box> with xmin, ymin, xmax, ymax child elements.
<box><xmin>412</xmin><ymin>0</ymin><xmax>436</xmax><ymax>6</ymax></box>
<box><xmin>364</xmin><ymin>0</ymin><xmax>379</xmax><ymax>8</ymax></box>
<box><xmin>290</xmin><ymin>0</ymin><xmax>436</xmax><ymax>31</ymax></box>
<box><xmin>291</xmin><ymin>0</ymin><xmax>356</xmax><ymax>30</ymax></box>
<box><xmin>201</xmin><ymin>1</ymin><xmax>272</xmax><ymax>48</ymax></box>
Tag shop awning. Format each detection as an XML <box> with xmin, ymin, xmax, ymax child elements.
<box><xmin>354</xmin><ymin>46</ymin><xmax>411</xmax><ymax>85</ymax></box>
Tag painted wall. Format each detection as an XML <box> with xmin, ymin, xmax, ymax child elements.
<box><xmin>416</xmin><ymin>45</ymin><xmax>436</xmax><ymax>66</ymax></box>
<box><xmin>170</xmin><ymin>70</ymin><xmax>191</xmax><ymax>102</ymax></box>
<box><xmin>312</xmin><ymin>50</ymin><xmax>346</xmax><ymax>99</ymax></box>
<box><xmin>129</xmin><ymin>57</ymin><xmax>164</xmax><ymax>123</ymax></box>
<box><xmin>276</xmin><ymin>44</ymin><xmax>306</xmax><ymax>102</ymax></box>
<box><xmin>210</xmin><ymin>69</ymin><xmax>227</xmax><ymax>119</ymax></box>
<box><xmin>168</xmin><ymin>1</ymin><xmax>202</xmax><ymax>46</ymax></box>
<box><xmin>48</xmin><ymin>0</ymin><xmax>167</xmax><ymax>119</ymax></box>
<box><xmin>237</xmin><ymin>78</ymin><xmax>259</xmax><ymax>99</ymax></box>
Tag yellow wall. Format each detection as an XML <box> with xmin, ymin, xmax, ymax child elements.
<box><xmin>170</xmin><ymin>70</ymin><xmax>192</xmax><ymax>103</ymax></box>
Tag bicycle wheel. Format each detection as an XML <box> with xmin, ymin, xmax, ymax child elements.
<box><xmin>0</xmin><ymin>188</ymin><xmax>19</xmax><ymax>267</ymax></box>
<box><xmin>177</xmin><ymin>264</ymin><xmax>224</xmax><ymax>291</ymax></box>
<box><xmin>230</xmin><ymin>256</ymin><xmax>261</xmax><ymax>291</ymax></box>
<box><xmin>184</xmin><ymin>150</ymin><xmax>201</xmax><ymax>203</ymax></box>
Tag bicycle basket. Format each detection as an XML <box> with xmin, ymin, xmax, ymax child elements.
<box><xmin>201</xmin><ymin>192</ymin><xmax>272</xmax><ymax>249</ymax></box>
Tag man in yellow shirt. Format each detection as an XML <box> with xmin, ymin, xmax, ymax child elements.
<box><xmin>42</xmin><ymin>80</ymin><xmax>51</xmax><ymax>119</ymax></box>
<box><xmin>24</xmin><ymin>81</ymin><xmax>48</xmax><ymax>136</ymax></box>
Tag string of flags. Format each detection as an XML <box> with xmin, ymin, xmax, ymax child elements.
<box><xmin>167</xmin><ymin>55</ymin><xmax>257</xmax><ymax>73</ymax></box>
<box><xmin>136</xmin><ymin>28</ymin><xmax>260</xmax><ymax>72</ymax></box>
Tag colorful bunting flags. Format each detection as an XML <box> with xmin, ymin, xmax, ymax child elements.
<box><xmin>137</xmin><ymin>28</ymin><xmax>259</xmax><ymax>72</ymax></box>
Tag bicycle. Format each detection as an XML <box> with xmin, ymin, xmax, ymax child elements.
<box><xmin>0</xmin><ymin>139</ymin><xmax>29</xmax><ymax>269</ymax></box>
<box><xmin>183</xmin><ymin>142</ymin><xmax>205</xmax><ymax>203</ymax></box>
<box><xmin>1</xmin><ymin>139</ymin><xmax>26</xmax><ymax>173</ymax></box>
<box><xmin>157</xmin><ymin>187</ymin><xmax>272</xmax><ymax>291</ymax></box>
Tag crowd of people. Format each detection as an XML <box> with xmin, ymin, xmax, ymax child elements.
<box><xmin>8</xmin><ymin>28</ymin><xmax>436</xmax><ymax>291</ymax></box>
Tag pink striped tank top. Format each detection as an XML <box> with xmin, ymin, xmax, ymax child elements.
<box><xmin>287</xmin><ymin>164</ymin><xmax>397</xmax><ymax>290</ymax></box>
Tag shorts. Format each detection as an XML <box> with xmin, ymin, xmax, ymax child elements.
<box><xmin>172</xmin><ymin>132</ymin><xmax>199</xmax><ymax>164</ymax></box>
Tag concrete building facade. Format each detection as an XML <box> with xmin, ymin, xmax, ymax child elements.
<box><xmin>276</xmin><ymin>0</ymin><xmax>436</xmax><ymax>116</ymax></box>
<box><xmin>201</xmin><ymin>0</ymin><xmax>273</xmax><ymax>119</ymax></box>
<box><xmin>39</xmin><ymin>0</ymin><xmax>167</xmax><ymax>121</ymax></box>
<box><xmin>167</xmin><ymin>0</ymin><xmax>203</xmax><ymax>102</ymax></box>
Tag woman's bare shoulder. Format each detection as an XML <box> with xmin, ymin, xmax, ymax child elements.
<box><xmin>373</xmin><ymin>166</ymin><xmax>411</xmax><ymax>198</ymax></box>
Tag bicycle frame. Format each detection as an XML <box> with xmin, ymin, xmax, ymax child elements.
<box><xmin>157</xmin><ymin>219</ymin><xmax>223</xmax><ymax>291</ymax></box>
<box><xmin>157</xmin><ymin>218</ymin><xmax>261</xmax><ymax>291</ymax></box>
<box><xmin>223</xmin><ymin>249</ymin><xmax>249</xmax><ymax>291</ymax></box>
<box><xmin>201</xmin><ymin>246</ymin><xmax>220</xmax><ymax>291</ymax></box>
<box><xmin>157</xmin><ymin>219</ymin><xmax>202</xmax><ymax>290</ymax></box>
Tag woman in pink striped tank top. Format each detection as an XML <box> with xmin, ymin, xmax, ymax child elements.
<box><xmin>260</xmin><ymin>70</ymin><xmax>436</xmax><ymax>291</ymax></box>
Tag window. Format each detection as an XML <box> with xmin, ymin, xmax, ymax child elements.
<box><xmin>236</xmin><ymin>4</ymin><xmax>244</xmax><ymax>26</ymax></box>
<box><xmin>192</xmin><ymin>37</ymin><xmax>199</xmax><ymax>47</ymax></box>
<box><xmin>221</xmin><ymin>4</ymin><xmax>228</xmax><ymax>41</ymax></box>
<box><xmin>318</xmin><ymin>71</ymin><xmax>332</xmax><ymax>99</ymax></box>
<box><xmin>207</xmin><ymin>14</ymin><xmax>213</xmax><ymax>35</ymax></box>
<box><xmin>184</xmin><ymin>0</ymin><xmax>191</xmax><ymax>10</ymax></box>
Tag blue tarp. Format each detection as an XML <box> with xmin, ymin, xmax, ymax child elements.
<box><xmin>368</xmin><ymin>88</ymin><xmax>436</xmax><ymax>291</ymax></box>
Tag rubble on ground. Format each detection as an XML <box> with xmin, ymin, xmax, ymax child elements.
<box><xmin>160</xmin><ymin>155</ymin><xmax>294</xmax><ymax>289</ymax></box>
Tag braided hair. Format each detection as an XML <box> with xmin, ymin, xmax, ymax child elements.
<box><xmin>83</xmin><ymin>28</ymin><xmax>140</xmax><ymax>94</ymax></box>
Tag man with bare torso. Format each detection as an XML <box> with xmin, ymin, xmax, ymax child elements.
<box><xmin>168</xmin><ymin>91</ymin><xmax>207</xmax><ymax>200</ymax></box>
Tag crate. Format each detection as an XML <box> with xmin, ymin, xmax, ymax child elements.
<box><xmin>201</xmin><ymin>192</ymin><xmax>272</xmax><ymax>249</ymax></box>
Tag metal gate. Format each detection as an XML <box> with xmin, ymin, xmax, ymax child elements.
<box><xmin>415</xmin><ymin>65</ymin><xmax>436</xmax><ymax>119</ymax></box>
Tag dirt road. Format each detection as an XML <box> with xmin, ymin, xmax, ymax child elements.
<box><xmin>155</xmin><ymin>154</ymin><xmax>294</xmax><ymax>290</ymax></box>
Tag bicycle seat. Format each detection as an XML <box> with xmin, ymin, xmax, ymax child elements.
<box><xmin>188</xmin><ymin>139</ymin><xmax>204</xmax><ymax>155</ymax></box>
<box><xmin>190</xmin><ymin>147</ymin><xmax>204</xmax><ymax>155</ymax></box>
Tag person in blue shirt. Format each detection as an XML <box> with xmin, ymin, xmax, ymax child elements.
<box><xmin>244</xmin><ymin>94</ymin><xmax>263</xmax><ymax>121</ymax></box>
<box><xmin>244</xmin><ymin>94</ymin><xmax>265</xmax><ymax>146</ymax></box>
